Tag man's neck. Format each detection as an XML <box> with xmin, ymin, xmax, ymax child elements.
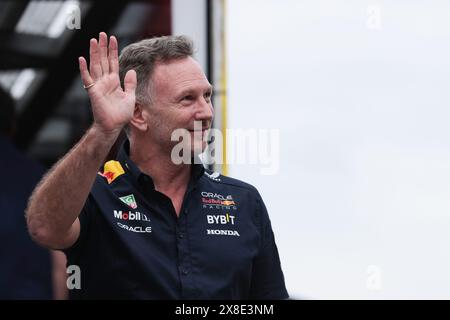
<box><xmin>129</xmin><ymin>140</ymin><xmax>191</xmax><ymax>194</ymax></box>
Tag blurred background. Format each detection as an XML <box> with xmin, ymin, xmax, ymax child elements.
<box><xmin>1</xmin><ymin>0</ymin><xmax>450</xmax><ymax>299</ymax></box>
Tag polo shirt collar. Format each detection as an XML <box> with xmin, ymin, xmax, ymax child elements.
<box><xmin>116</xmin><ymin>139</ymin><xmax>205</xmax><ymax>189</ymax></box>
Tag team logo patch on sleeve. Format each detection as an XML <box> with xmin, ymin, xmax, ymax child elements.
<box><xmin>119</xmin><ymin>194</ymin><xmax>138</xmax><ymax>209</ymax></box>
<box><xmin>98</xmin><ymin>160</ymin><xmax>125</xmax><ymax>184</ymax></box>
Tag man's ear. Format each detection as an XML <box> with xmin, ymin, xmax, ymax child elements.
<box><xmin>129</xmin><ymin>103</ymin><xmax>149</xmax><ymax>132</ymax></box>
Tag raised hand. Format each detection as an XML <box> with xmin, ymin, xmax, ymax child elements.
<box><xmin>79</xmin><ymin>32</ymin><xmax>136</xmax><ymax>135</ymax></box>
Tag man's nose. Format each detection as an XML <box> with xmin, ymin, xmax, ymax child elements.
<box><xmin>195</xmin><ymin>98</ymin><xmax>214</xmax><ymax>122</ymax></box>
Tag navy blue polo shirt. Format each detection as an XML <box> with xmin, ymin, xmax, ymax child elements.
<box><xmin>64</xmin><ymin>140</ymin><xmax>288</xmax><ymax>299</ymax></box>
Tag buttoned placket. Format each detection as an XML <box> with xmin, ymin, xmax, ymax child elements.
<box><xmin>176</xmin><ymin>183</ymin><xmax>200</xmax><ymax>298</ymax></box>
<box><xmin>137</xmin><ymin>169</ymin><xmax>199</xmax><ymax>298</ymax></box>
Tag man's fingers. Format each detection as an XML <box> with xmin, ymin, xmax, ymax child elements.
<box><xmin>89</xmin><ymin>38</ymin><xmax>102</xmax><ymax>80</ymax></box>
<box><xmin>124</xmin><ymin>69</ymin><xmax>137</xmax><ymax>94</ymax></box>
<box><xmin>99</xmin><ymin>32</ymin><xmax>110</xmax><ymax>74</ymax></box>
<box><xmin>108</xmin><ymin>35</ymin><xmax>119</xmax><ymax>74</ymax></box>
<box><xmin>79</xmin><ymin>56</ymin><xmax>94</xmax><ymax>88</ymax></box>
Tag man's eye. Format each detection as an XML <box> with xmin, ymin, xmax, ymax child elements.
<box><xmin>182</xmin><ymin>95</ymin><xmax>194</xmax><ymax>101</ymax></box>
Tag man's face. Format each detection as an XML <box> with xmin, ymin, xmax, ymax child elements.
<box><xmin>143</xmin><ymin>57</ymin><xmax>214</xmax><ymax>157</ymax></box>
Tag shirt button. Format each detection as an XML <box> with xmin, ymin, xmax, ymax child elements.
<box><xmin>184</xmin><ymin>209</ymin><xmax>188</xmax><ymax>214</ymax></box>
<box><xmin>178</xmin><ymin>233</ymin><xmax>184</xmax><ymax>239</ymax></box>
<box><xmin>181</xmin><ymin>269</ymin><xmax>189</xmax><ymax>275</ymax></box>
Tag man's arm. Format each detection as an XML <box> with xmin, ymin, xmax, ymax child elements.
<box><xmin>26</xmin><ymin>32</ymin><xmax>136</xmax><ymax>249</ymax></box>
<box><xmin>26</xmin><ymin>127</ymin><xmax>118</xmax><ymax>249</ymax></box>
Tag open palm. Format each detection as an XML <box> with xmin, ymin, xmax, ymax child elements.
<box><xmin>79</xmin><ymin>32</ymin><xmax>136</xmax><ymax>134</ymax></box>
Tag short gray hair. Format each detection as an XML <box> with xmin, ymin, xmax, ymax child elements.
<box><xmin>119</xmin><ymin>35</ymin><xmax>194</xmax><ymax>106</ymax></box>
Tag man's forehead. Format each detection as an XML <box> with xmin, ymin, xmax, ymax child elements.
<box><xmin>152</xmin><ymin>57</ymin><xmax>210</xmax><ymax>91</ymax></box>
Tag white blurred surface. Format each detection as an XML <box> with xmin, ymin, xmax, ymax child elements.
<box><xmin>227</xmin><ymin>0</ymin><xmax>450</xmax><ymax>299</ymax></box>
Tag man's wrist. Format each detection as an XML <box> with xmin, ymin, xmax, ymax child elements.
<box><xmin>84</xmin><ymin>125</ymin><xmax>122</xmax><ymax>159</ymax></box>
<box><xmin>89</xmin><ymin>124</ymin><xmax>122</xmax><ymax>143</ymax></box>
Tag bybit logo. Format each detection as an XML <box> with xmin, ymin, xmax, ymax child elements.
<box><xmin>206</xmin><ymin>214</ymin><xmax>236</xmax><ymax>225</ymax></box>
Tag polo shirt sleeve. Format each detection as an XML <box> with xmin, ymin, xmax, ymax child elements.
<box><xmin>249</xmin><ymin>191</ymin><xmax>289</xmax><ymax>299</ymax></box>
